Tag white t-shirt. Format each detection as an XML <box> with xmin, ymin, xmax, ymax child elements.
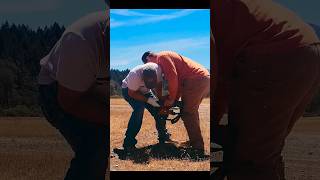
<box><xmin>38</xmin><ymin>11</ymin><xmax>108</xmax><ymax>92</ymax></box>
<box><xmin>122</xmin><ymin>63</ymin><xmax>163</xmax><ymax>94</ymax></box>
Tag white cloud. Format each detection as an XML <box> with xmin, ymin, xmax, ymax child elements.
<box><xmin>0</xmin><ymin>0</ymin><xmax>62</xmax><ymax>14</ymax></box>
<box><xmin>111</xmin><ymin>10</ymin><xmax>156</xmax><ymax>17</ymax></box>
<box><xmin>110</xmin><ymin>18</ymin><xmax>124</xmax><ymax>27</ymax></box>
<box><xmin>111</xmin><ymin>10</ymin><xmax>198</xmax><ymax>28</ymax></box>
<box><xmin>111</xmin><ymin>36</ymin><xmax>209</xmax><ymax>68</ymax></box>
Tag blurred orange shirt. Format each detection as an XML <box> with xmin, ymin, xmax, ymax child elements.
<box><xmin>156</xmin><ymin>51</ymin><xmax>209</xmax><ymax>101</ymax></box>
<box><xmin>212</xmin><ymin>0</ymin><xmax>320</xmax><ymax>120</ymax></box>
<box><xmin>213</xmin><ymin>0</ymin><xmax>319</xmax><ymax>82</ymax></box>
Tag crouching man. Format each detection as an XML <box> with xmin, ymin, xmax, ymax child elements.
<box><xmin>212</xmin><ymin>0</ymin><xmax>320</xmax><ymax>179</ymax></box>
<box><xmin>142</xmin><ymin>51</ymin><xmax>210</xmax><ymax>156</ymax></box>
<box><xmin>38</xmin><ymin>11</ymin><xmax>108</xmax><ymax>180</ymax></box>
<box><xmin>121</xmin><ymin>62</ymin><xmax>171</xmax><ymax>151</ymax></box>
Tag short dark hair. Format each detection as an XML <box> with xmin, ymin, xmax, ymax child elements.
<box><xmin>142</xmin><ymin>66</ymin><xmax>156</xmax><ymax>79</ymax></box>
<box><xmin>142</xmin><ymin>51</ymin><xmax>152</xmax><ymax>64</ymax></box>
<box><xmin>142</xmin><ymin>64</ymin><xmax>157</xmax><ymax>89</ymax></box>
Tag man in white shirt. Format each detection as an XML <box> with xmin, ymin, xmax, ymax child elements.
<box><xmin>121</xmin><ymin>63</ymin><xmax>171</xmax><ymax>151</ymax></box>
<box><xmin>38</xmin><ymin>10</ymin><xmax>108</xmax><ymax>180</ymax></box>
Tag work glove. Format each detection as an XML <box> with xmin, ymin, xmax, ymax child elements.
<box><xmin>147</xmin><ymin>97</ymin><xmax>160</xmax><ymax>107</ymax></box>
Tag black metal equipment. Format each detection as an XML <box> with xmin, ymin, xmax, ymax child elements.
<box><xmin>157</xmin><ymin>100</ymin><xmax>183</xmax><ymax>124</ymax></box>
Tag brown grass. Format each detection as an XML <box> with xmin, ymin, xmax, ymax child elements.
<box><xmin>283</xmin><ymin>117</ymin><xmax>320</xmax><ymax>180</ymax></box>
<box><xmin>212</xmin><ymin>116</ymin><xmax>320</xmax><ymax>180</ymax></box>
<box><xmin>110</xmin><ymin>98</ymin><xmax>211</xmax><ymax>171</ymax></box>
<box><xmin>0</xmin><ymin>117</ymin><xmax>72</xmax><ymax>180</ymax></box>
<box><xmin>0</xmin><ymin>102</ymin><xmax>318</xmax><ymax>178</ymax></box>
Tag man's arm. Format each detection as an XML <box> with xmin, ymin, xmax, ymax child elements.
<box><xmin>159</xmin><ymin>56</ymin><xmax>178</xmax><ymax>106</ymax></box>
<box><xmin>57</xmin><ymin>84</ymin><xmax>106</xmax><ymax>125</ymax></box>
<box><xmin>128</xmin><ymin>88</ymin><xmax>160</xmax><ymax>107</ymax></box>
<box><xmin>155</xmin><ymin>82</ymin><xmax>163</xmax><ymax>100</ymax></box>
<box><xmin>128</xmin><ymin>88</ymin><xmax>148</xmax><ymax>102</ymax></box>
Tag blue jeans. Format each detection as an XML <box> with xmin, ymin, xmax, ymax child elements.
<box><xmin>122</xmin><ymin>88</ymin><xmax>168</xmax><ymax>147</ymax></box>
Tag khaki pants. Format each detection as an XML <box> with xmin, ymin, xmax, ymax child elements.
<box><xmin>226</xmin><ymin>44</ymin><xmax>320</xmax><ymax>180</ymax></box>
<box><xmin>181</xmin><ymin>76</ymin><xmax>210</xmax><ymax>150</ymax></box>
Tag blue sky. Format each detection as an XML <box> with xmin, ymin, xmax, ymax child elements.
<box><xmin>110</xmin><ymin>9</ymin><xmax>210</xmax><ymax>70</ymax></box>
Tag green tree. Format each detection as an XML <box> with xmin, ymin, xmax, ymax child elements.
<box><xmin>0</xmin><ymin>61</ymin><xmax>15</xmax><ymax>108</ymax></box>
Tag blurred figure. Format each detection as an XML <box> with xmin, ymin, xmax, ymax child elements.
<box><xmin>142</xmin><ymin>51</ymin><xmax>210</xmax><ymax>156</ymax></box>
<box><xmin>121</xmin><ymin>62</ymin><xmax>171</xmax><ymax>151</ymax></box>
<box><xmin>212</xmin><ymin>0</ymin><xmax>320</xmax><ymax>179</ymax></box>
<box><xmin>38</xmin><ymin>11</ymin><xmax>109</xmax><ymax>180</ymax></box>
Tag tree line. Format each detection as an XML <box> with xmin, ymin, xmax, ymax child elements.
<box><xmin>0</xmin><ymin>22</ymin><xmax>64</xmax><ymax>116</ymax></box>
<box><xmin>0</xmin><ymin>22</ymin><xmax>319</xmax><ymax>116</ymax></box>
<box><xmin>110</xmin><ymin>69</ymin><xmax>129</xmax><ymax>97</ymax></box>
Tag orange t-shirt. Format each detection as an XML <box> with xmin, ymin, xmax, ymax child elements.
<box><xmin>156</xmin><ymin>51</ymin><xmax>209</xmax><ymax>101</ymax></box>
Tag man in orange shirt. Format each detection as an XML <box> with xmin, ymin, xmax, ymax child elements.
<box><xmin>142</xmin><ymin>51</ymin><xmax>210</xmax><ymax>155</ymax></box>
<box><xmin>212</xmin><ymin>0</ymin><xmax>320</xmax><ymax>179</ymax></box>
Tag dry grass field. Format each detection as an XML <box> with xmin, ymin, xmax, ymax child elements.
<box><xmin>0</xmin><ymin>102</ymin><xmax>318</xmax><ymax>178</ymax></box>
<box><xmin>110</xmin><ymin>98</ymin><xmax>211</xmax><ymax>171</ymax></box>
<box><xmin>212</xmin><ymin>116</ymin><xmax>320</xmax><ymax>180</ymax></box>
<box><xmin>283</xmin><ymin>117</ymin><xmax>320</xmax><ymax>180</ymax></box>
<box><xmin>0</xmin><ymin>117</ymin><xmax>72</xmax><ymax>180</ymax></box>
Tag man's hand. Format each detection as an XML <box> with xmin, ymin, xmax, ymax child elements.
<box><xmin>147</xmin><ymin>97</ymin><xmax>160</xmax><ymax>107</ymax></box>
<box><xmin>159</xmin><ymin>106</ymin><xmax>170</xmax><ymax>115</ymax></box>
<box><xmin>164</xmin><ymin>98</ymin><xmax>175</xmax><ymax>107</ymax></box>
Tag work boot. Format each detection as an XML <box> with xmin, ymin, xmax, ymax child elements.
<box><xmin>123</xmin><ymin>145</ymin><xmax>137</xmax><ymax>152</ymax></box>
<box><xmin>158</xmin><ymin>132</ymin><xmax>172</xmax><ymax>144</ymax></box>
<box><xmin>123</xmin><ymin>137</ymin><xmax>137</xmax><ymax>153</ymax></box>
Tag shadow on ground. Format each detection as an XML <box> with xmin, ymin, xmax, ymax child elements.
<box><xmin>112</xmin><ymin>142</ymin><xmax>210</xmax><ymax>164</ymax></box>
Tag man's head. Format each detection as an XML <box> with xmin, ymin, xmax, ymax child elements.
<box><xmin>142</xmin><ymin>51</ymin><xmax>157</xmax><ymax>64</ymax></box>
<box><xmin>142</xmin><ymin>63</ymin><xmax>158</xmax><ymax>89</ymax></box>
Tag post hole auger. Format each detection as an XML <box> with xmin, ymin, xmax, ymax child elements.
<box><xmin>157</xmin><ymin>100</ymin><xmax>183</xmax><ymax>124</ymax></box>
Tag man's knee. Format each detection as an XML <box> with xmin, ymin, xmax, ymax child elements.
<box><xmin>132</xmin><ymin>103</ymin><xmax>145</xmax><ymax>114</ymax></box>
<box><xmin>182</xmin><ymin>109</ymin><xmax>198</xmax><ymax>120</ymax></box>
<box><xmin>182</xmin><ymin>100</ymin><xmax>200</xmax><ymax>115</ymax></box>
<box><xmin>146</xmin><ymin>105</ymin><xmax>159</xmax><ymax>117</ymax></box>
